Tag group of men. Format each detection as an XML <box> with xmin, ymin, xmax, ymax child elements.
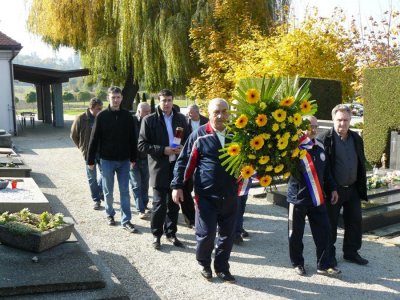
<box><xmin>71</xmin><ymin>86</ymin><xmax>368</xmax><ymax>283</ymax></box>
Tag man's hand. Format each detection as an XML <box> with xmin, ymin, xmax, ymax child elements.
<box><xmin>173</xmin><ymin>145</ymin><xmax>183</xmax><ymax>155</ymax></box>
<box><xmin>164</xmin><ymin>146</ymin><xmax>176</xmax><ymax>156</ymax></box>
<box><xmin>88</xmin><ymin>164</ymin><xmax>95</xmax><ymax>170</ymax></box>
<box><xmin>172</xmin><ymin>189</ymin><xmax>184</xmax><ymax>205</ymax></box>
<box><xmin>331</xmin><ymin>190</ymin><xmax>339</xmax><ymax>205</ymax></box>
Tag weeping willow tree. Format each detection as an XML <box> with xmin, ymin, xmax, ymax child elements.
<box><xmin>28</xmin><ymin>0</ymin><xmax>289</xmax><ymax>109</ymax></box>
<box><xmin>28</xmin><ymin>0</ymin><xmax>198</xmax><ymax>109</ymax></box>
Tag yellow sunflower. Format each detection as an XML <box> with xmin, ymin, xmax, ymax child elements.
<box><xmin>300</xmin><ymin>100</ymin><xmax>312</xmax><ymax>114</ymax></box>
<box><xmin>248</xmin><ymin>154</ymin><xmax>256</xmax><ymax>159</ymax></box>
<box><xmin>291</xmin><ymin>134</ymin><xmax>299</xmax><ymax>142</ymax></box>
<box><xmin>259</xmin><ymin>175</ymin><xmax>272</xmax><ymax>187</ymax></box>
<box><xmin>241</xmin><ymin>165</ymin><xmax>255</xmax><ymax>179</ymax></box>
<box><xmin>235</xmin><ymin>114</ymin><xmax>248</xmax><ymax>128</ymax></box>
<box><xmin>272</xmin><ymin>123</ymin><xmax>280</xmax><ymax>132</ymax></box>
<box><xmin>279</xmin><ymin>96</ymin><xmax>295</xmax><ymax>107</ymax></box>
<box><xmin>277</xmin><ymin>136</ymin><xmax>289</xmax><ymax>150</ymax></box>
<box><xmin>255</xmin><ymin>114</ymin><xmax>268</xmax><ymax>127</ymax></box>
<box><xmin>283</xmin><ymin>171</ymin><xmax>291</xmax><ymax>179</ymax></box>
<box><xmin>258</xmin><ymin>155</ymin><xmax>270</xmax><ymax>165</ymax></box>
<box><xmin>274</xmin><ymin>164</ymin><xmax>284</xmax><ymax>173</ymax></box>
<box><xmin>227</xmin><ymin>144</ymin><xmax>241</xmax><ymax>156</ymax></box>
<box><xmin>293</xmin><ymin>113</ymin><xmax>302</xmax><ymax>126</ymax></box>
<box><xmin>259</xmin><ymin>102</ymin><xmax>267</xmax><ymax>110</ymax></box>
<box><xmin>288</xmin><ymin>116</ymin><xmax>293</xmax><ymax>123</ymax></box>
<box><xmin>246</xmin><ymin>88</ymin><xmax>260</xmax><ymax>104</ymax></box>
<box><xmin>250</xmin><ymin>135</ymin><xmax>264</xmax><ymax>150</ymax></box>
<box><xmin>261</xmin><ymin>133</ymin><xmax>271</xmax><ymax>140</ymax></box>
<box><xmin>272</xmin><ymin>109</ymin><xmax>287</xmax><ymax>122</ymax></box>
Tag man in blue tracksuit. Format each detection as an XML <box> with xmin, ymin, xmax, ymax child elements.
<box><xmin>171</xmin><ymin>98</ymin><xmax>238</xmax><ymax>283</ymax></box>
<box><xmin>287</xmin><ymin>116</ymin><xmax>340</xmax><ymax>276</ymax></box>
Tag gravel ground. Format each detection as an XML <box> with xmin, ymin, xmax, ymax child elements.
<box><xmin>10</xmin><ymin>117</ymin><xmax>400</xmax><ymax>300</ymax></box>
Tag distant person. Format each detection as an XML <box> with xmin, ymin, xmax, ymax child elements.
<box><xmin>181</xmin><ymin>104</ymin><xmax>209</xmax><ymax>228</ymax></box>
<box><xmin>318</xmin><ymin>104</ymin><xmax>369</xmax><ymax>266</ymax></box>
<box><xmin>130</xmin><ymin>102</ymin><xmax>151</xmax><ymax>219</ymax></box>
<box><xmin>138</xmin><ymin>89</ymin><xmax>189</xmax><ymax>250</ymax></box>
<box><xmin>70</xmin><ymin>98</ymin><xmax>104</xmax><ymax>210</ymax></box>
<box><xmin>87</xmin><ymin>86</ymin><xmax>138</xmax><ymax>233</ymax></box>
<box><xmin>287</xmin><ymin>116</ymin><xmax>340</xmax><ymax>276</ymax></box>
<box><xmin>171</xmin><ymin>98</ymin><xmax>238</xmax><ymax>283</ymax></box>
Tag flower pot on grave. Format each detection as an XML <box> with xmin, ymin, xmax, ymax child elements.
<box><xmin>0</xmin><ymin>222</ymin><xmax>74</xmax><ymax>253</ymax></box>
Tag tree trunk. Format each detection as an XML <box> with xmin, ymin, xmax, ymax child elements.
<box><xmin>121</xmin><ymin>63</ymin><xmax>139</xmax><ymax>111</ymax></box>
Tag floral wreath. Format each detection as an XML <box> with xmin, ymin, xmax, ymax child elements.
<box><xmin>219</xmin><ymin>76</ymin><xmax>317</xmax><ymax>187</ymax></box>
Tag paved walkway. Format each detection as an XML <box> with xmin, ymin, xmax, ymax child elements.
<box><xmin>7</xmin><ymin>117</ymin><xmax>400</xmax><ymax>299</ymax></box>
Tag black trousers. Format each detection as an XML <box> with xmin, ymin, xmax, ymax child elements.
<box><xmin>181</xmin><ymin>178</ymin><xmax>196</xmax><ymax>226</ymax></box>
<box><xmin>288</xmin><ymin>203</ymin><xmax>332</xmax><ymax>270</ymax></box>
<box><xmin>151</xmin><ymin>164</ymin><xmax>180</xmax><ymax>238</ymax></box>
<box><xmin>327</xmin><ymin>185</ymin><xmax>362</xmax><ymax>257</ymax></box>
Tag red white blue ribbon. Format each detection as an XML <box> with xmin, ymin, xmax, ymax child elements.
<box><xmin>237</xmin><ymin>172</ymin><xmax>258</xmax><ymax>196</ymax></box>
<box><xmin>298</xmin><ymin>135</ymin><xmax>324</xmax><ymax>207</ymax></box>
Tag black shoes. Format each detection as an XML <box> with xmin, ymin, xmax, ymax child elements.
<box><xmin>201</xmin><ymin>266</ymin><xmax>213</xmax><ymax>280</ymax></box>
<box><xmin>167</xmin><ymin>236</ymin><xmax>185</xmax><ymax>248</ymax></box>
<box><xmin>241</xmin><ymin>228</ymin><xmax>249</xmax><ymax>238</ymax></box>
<box><xmin>294</xmin><ymin>265</ymin><xmax>306</xmax><ymax>276</ymax></box>
<box><xmin>234</xmin><ymin>236</ymin><xmax>244</xmax><ymax>245</ymax></box>
<box><xmin>123</xmin><ymin>222</ymin><xmax>138</xmax><ymax>233</ymax></box>
<box><xmin>93</xmin><ymin>201</ymin><xmax>101</xmax><ymax>210</ymax></box>
<box><xmin>216</xmin><ymin>271</ymin><xmax>236</xmax><ymax>283</ymax></box>
<box><xmin>152</xmin><ymin>237</ymin><xmax>161</xmax><ymax>250</ymax></box>
<box><xmin>343</xmin><ymin>253</ymin><xmax>369</xmax><ymax>265</ymax></box>
<box><xmin>107</xmin><ymin>216</ymin><xmax>116</xmax><ymax>226</ymax></box>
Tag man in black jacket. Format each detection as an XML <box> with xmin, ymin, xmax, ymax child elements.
<box><xmin>181</xmin><ymin>104</ymin><xmax>209</xmax><ymax>228</ymax></box>
<box><xmin>318</xmin><ymin>104</ymin><xmax>368</xmax><ymax>266</ymax></box>
<box><xmin>87</xmin><ymin>86</ymin><xmax>138</xmax><ymax>233</ymax></box>
<box><xmin>138</xmin><ymin>89</ymin><xmax>189</xmax><ymax>250</ymax></box>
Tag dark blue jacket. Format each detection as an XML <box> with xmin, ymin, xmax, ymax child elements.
<box><xmin>287</xmin><ymin>138</ymin><xmax>336</xmax><ymax>206</ymax></box>
<box><xmin>171</xmin><ymin>122</ymin><xmax>238</xmax><ymax>199</ymax></box>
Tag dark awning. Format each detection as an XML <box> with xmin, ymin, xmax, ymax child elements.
<box><xmin>13</xmin><ymin>64</ymin><xmax>89</xmax><ymax>85</ymax></box>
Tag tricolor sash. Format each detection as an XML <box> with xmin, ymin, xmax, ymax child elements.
<box><xmin>298</xmin><ymin>135</ymin><xmax>324</xmax><ymax>206</ymax></box>
<box><xmin>237</xmin><ymin>172</ymin><xmax>257</xmax><ymax>196</ymax></box>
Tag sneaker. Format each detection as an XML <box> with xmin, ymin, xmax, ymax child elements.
<box><xmin>138</xmin><ymin>212</ymin><xmax>148</xmax><ymax>220</ymax></box>
<box><xmin>241</xmin><ymin>228</ymin><xmax>249</xmax><ymax>238</ymax></box>
<box><xmin>343</xmin><ymin>253</ymin><xmax>368</xmax><ymax>265</ymax></box>
<box><xmin>201</xmin><ymin>266</ymin><xmax>213</xmax><ymax>280</ymax></box>
<box><xmin>107</xmin><ymin>216</ymin><xmax>116</xmax><ymax>226</ymax></box>
<box><xmin>93</xmin><ymin>201</ymin><xmax>101</xmax><ymax>210</ymax></box>
<box><xmin>122</xmin><ymin>222</ymin><xmax>138</xmax><ymax>233</ymax></box>
<box><xmin>317</xmin><ymin>267</ymin><xmax>342</xmax><ymax>276</ymax></box>
<box><xmin>294</xmin><ymin>265</ymin><xmax>306</xmax><ymax>276</ymax></box>
<box><xmin>216</xmin><ymin>271</ymin><xmax>236</xmax><ymax>283</ymax></box>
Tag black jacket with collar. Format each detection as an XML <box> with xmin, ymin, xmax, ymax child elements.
<box><xmin>138</xmin><ymin>106</ymin><xmax>189</xmax><ymax>188</ymax></box>
<box><xmin>318</xmin><ymin>128</ymin><xmax>368</xmax><ymax>201</ymax></box>
<box><xmin>87</xmin><ymin>105</ymin><xmax>137</xmax><ymax>165</ymax></box>
<box><xmin>187</xmin><ymin>114</ymin><xmax>209</xmax><ymax>133</ymax></box>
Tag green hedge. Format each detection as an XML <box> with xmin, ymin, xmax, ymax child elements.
<box><xmin>299</xmin><ymin>77</ymin><xmax>342</xmax><ymax>120</ymax></box>
<box><xmin>363</xmin><ymin>67</ymin><xmax>400</xmax><ymax>165</ymax></box>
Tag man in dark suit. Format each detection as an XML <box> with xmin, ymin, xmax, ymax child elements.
<box><xmin>318</xmin><ymin>104</ymin><xmax>368</xmax><ymax>266</ymax></box>
<box><xmin>138</xmin><ymin>89</ymin><xmax>189</xmax><ymax>250</ymax></box>
<box><xmin>181</xmin><ymin>104</ymin><xmax>209</xmax><ymax>228</ymax></box>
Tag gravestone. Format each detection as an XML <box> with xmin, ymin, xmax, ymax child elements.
<box><xmin>0</xmin><ymin>130</ymin><xmax>12</xmax><ymax>148</ymax></box>
<box><xmin>390</xmin><ymin>131</ymin><xmax>400</xmax><ymax>170</ymax></box>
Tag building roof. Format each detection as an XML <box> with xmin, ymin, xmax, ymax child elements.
<box><xmin>13</xmin><ymin>64</ymin><xmax>89</xmax><ymax>84</ymax></box>
<box><xmin>0</xmin><ymin>31</ymin><xmax>22</xmax><ymax>50</ymax></box>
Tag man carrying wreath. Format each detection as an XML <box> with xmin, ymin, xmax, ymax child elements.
<box><xmin>171</xmin><ymin>98</ymin><xmax>238</xmax><ymax>283</ymax></box>
<box><xmin>287</xmin><ymin>115</ymin><xmax>341</xmax><ymax>276</ymax></box>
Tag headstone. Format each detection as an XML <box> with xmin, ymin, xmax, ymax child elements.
<box><xmin>390</xmin><ymin>131</ymin><xmax>400</xmax><ymax>170</ymax></box>
<box><xmin>0</xmin><ymin>129</ymin><xmax>12</xmax><ymax>148</ymax></box>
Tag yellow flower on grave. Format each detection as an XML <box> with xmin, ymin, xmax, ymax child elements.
<box><xmin>255</xmin><ymin>114</ymin><xmax>268</xmax><ymax>127</ymax></box>
<box><xmin>250</xmin><ymin>135</ymin><xmax>264</xmax><ymax>150</ymax></box>
<box><xmin>299</xmin><ymin>149</ymin><xmax>307</xmax><ymax>159</ymax></box>
<box><xmin>272</xmin><ymin>109</ymin><xmax>287</xmax><ymax>122</ymax></box>
<box><xmin>274</xmin><ymin>164</ymin><xmax>284</xmax><ymax>173</ymax></box>
<box><xmin>259</xmin><ymin>102</ymin><xmax>267</xmax><ymax>110</ymax></box>
<box><xmin>266</xmin><ymin>165</ymin><xmax>273</xmax><ymax>172</ymax></box>
<box><xmin>280</xmin><ymin>96</ymin><xmax>295</xmax><ymax>107</ymax></box>
<box><xmin>272</xmin><ymin>123</ymin><xmax>280</xmax><ymax>132</ymax></box>
<box><xmin>291</xmin><ymin>148</ymin><xmax>300</xmax><ymax>158</ymax></box>
<box><xmin>293</xmin><ymin>113</ymin><xmax>302</xmax><ymax>126</ymax></box>
<box><xmin>283</xmin><ymin>171</ymin><xmax>291</xmax><ymax>179</ymax></box>
<box><xmin>248</xmin><ymin>154</ymin><xmax>256</xmax><ymax>159</ymax></box>
<box><xmin>277</xmin><ymin>136</ymin><xmax>289</xmax><ymax>150</ymax></box>
<box><xmin>258</xmin><ymin>155</ymin><xmax>270</xmax><ymax>165</ymax></box>
<box><xmin>300</xmin><ymin>100</ymin><xmax>312</xmax><ymax>114</ymax></box>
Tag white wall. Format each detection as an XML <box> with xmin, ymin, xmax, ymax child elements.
<box><xmin>0</xmin><ymin>50</ymin><xmax>16</xmax><ymax>134</ymax></box>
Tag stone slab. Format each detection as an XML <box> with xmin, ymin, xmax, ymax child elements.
<box><xmin>0</xmin><ymin>241</ymin><xmax>106</xmax><ymax>297</ymax></box>
<box><xmin>0</xmin><ymin>165</ymin><xmax>31</xmax><ymax>177</ymax></box>
<box><xmin>0</xmin><ymin>177</ymin><xmax>51</xmax><ymax>213</ymax></box>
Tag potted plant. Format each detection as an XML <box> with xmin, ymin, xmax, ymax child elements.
<box><xmin>0</xmin><ymin>208</ymin><xmax>74</xmax><ymax>252</ymax></box>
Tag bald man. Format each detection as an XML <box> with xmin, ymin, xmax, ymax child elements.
<box><xmin>171</xmin><ymin>98</ymin><xmax>238</xmax><ymax>283</ymax></box>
